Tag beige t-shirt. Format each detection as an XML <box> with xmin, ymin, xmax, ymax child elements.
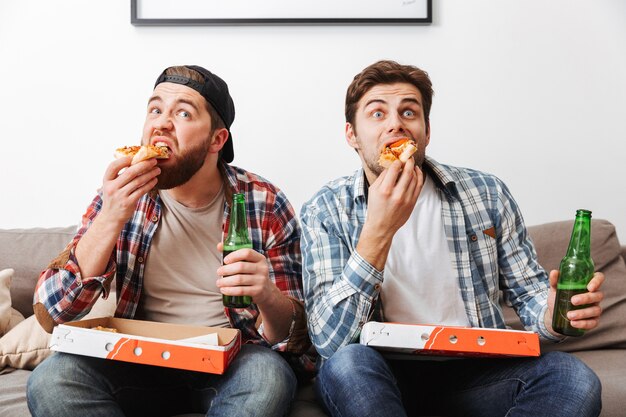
<box><xmin>134</xmin><ymin>187</ymin><xmax>230</xmax><ymax>328</ymax></box>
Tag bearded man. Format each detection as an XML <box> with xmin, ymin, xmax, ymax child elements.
<box><xmin>28</xmin><ymin>65</ymin><xmax>308</xmax><ymax>417</ymax></box>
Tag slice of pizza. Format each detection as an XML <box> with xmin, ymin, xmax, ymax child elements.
<box><xmin>114</xmin><ymin>143</ymin><xmax>169</xmax><ymax>165</ymax></box>
<box><xmin>378</xmin><ymin>138</ymin><xmax>418</xmax><ymax>169</ymax></box>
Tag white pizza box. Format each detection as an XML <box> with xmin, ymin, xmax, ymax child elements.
<box><xmin>360</xmin><ymin>321</ymin><xmax>540</xmax><ymax>358</ymax></box>
<box><xmin>50</xmin><ymin>317</ymin><xmax>241</xmax><ymax>374</ymax></box>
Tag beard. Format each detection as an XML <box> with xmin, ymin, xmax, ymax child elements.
<box><xmin>155</xmin><ymin>138</ymin><xmax>211</xmax><ymax>190</ymax></box>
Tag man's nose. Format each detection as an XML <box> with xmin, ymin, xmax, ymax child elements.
<box><xmin>153</xmin><ymin>113</ymin><xmax>173</xmax><ymax>131</ymax></box>
<box><xmin>386</xmin><ymin>112</ymin><xmax>406</xmax><ymax>133</ymax></box>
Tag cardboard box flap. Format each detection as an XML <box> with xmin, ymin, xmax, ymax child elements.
<box><xmin>64</xmin><ymin>317</ymin><xmax>238</xmax><ymax>345</ymax></box>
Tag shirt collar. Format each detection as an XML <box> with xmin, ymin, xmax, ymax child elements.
<box><xmin>221</xmin><ymin>161</ymin><xmax>238</xmax><ymax>191</ymax></box>
<box><xmin>352</xmin><ymin>168</ymin><xmax>368</xmax><ymax>203</ymax></box>
<box><xmin>423</xmin><ymin>156</ymin><xmax>458</xmax><ymax>197</ymax></box>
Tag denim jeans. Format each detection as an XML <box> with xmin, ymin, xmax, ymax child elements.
<box><xmin>315</xmin><ymin>344</ymin><xmax>601</xmax><ymax>417</ymax></box>
<box><xmin>27</xmin><ymin>344</ymin><xmax>296</xmax><ymax>417</ymax></box>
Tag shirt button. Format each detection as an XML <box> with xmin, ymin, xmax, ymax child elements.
<box><xmin>151</xmin><ymin>215</ymin><xmax>158</xmax><ymax>223</ymax></box>
<box><xmin>470</xmin><ymin>234</ymin><xmax>478</xmax><ymax>242</ymax></box>
<box><xmin>138</xmin><ymin>257</ymin><xmax>144</xmax><ymax>263</ymax></box>
<box><xmin>374</xmin><ymin>284</ymin><xmax>381</xmax><ymax>291</ymax></box>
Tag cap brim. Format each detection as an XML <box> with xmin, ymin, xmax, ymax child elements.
<box><xmin>221</xmin><ymin>131</ymin><xmax>234</xmax><ymax>163</ymax></box>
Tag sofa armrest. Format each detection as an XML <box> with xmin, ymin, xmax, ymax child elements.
<box><xmin>0</xmin><ymin>226</ymin><xmax>76</xmax><ymax>318</ymax></box>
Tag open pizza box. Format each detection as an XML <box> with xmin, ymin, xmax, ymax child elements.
<box><xmin>50</xmin><ymin>317</ymin><xmax>241</xmax><ymax>374</ymax></box>
<box><xmin>360</xmin><ymin>321</ymin><xmax>540</xmax><ymax>358</ymax></box>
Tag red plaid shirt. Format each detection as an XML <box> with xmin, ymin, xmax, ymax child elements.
<box><xmin>35</xmin><ymin>163</ymin><xmax>303</xmax><ymax>351</ymax></box>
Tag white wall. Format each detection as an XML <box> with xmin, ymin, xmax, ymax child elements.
<box><xmin>1</xmin><ymin>1</ymin><xmax>625</xmax><ymax>242</ymax></box>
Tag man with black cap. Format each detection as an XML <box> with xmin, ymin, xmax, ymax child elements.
<box><xmin>27</xmin><ymin>65</ymin><xmax>309</xmax><ymax>417</ymax></box>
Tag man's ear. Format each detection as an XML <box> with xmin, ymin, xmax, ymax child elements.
<box><xmin>209</xmin><ymin>128</ymin><xmax>229</xmax><ymax>153</ymax></box>
<box><xmin>345</xmin><ymin>122</ymin><xmax>360</xmax><ymax>150</ymax></box>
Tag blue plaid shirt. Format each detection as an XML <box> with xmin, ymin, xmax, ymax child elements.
<box><xmin>300</xmin><ymin>156</ymin><xmax>560</xmax><ymax>360</ymax></box>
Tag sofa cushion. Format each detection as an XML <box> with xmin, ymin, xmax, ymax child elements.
<box><xmin>0</xmin><ymin>269</ymin><xmax>24</xmax><ymax>336</ymax></box>
<box><xmin>573</xmin><ymin>350</ymin><xmax>626</xmax><ymax>417</ymax></box>
<box><xmin>502</xmin><ymin>219</ymin><xmax>626</xmax><ymax>352</ymax></box>
<box><xmin>0</xmin><ymin>316</ymin><xmax>52</xmax><ymax>371</ymax></box>
<box><xmin>0</xmin><ymin>369</ymin><xmax>30</xmax><ymax>417</ymax></box>
<box><xmin>0</xmin><ymin>227</ymin><xmax>76</xmax><ymax>318</ymax></box>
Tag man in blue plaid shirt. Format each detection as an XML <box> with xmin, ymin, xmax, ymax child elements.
<box><xmin>300</xmin><ymin>60</ymin><xmax>605</xmax><ymax>417</ymax></box>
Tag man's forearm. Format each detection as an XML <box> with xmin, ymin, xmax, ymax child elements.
<box><xmin>355</xmin><ymin>223</ymin><xmax>393</xmax><ymax>271</ymax></box>
<box><xmin>75</xmin><ymin>214</ymin><xmax>124</xmax><ymax>278</ymax></box>
<box><xmin>256</xmin><ymin>287</ymin><xmax>295</xmax><ymax>345</ymax></box>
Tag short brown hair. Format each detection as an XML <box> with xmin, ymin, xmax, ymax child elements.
<box><xmin>345</xmin><ymin>60</ymin><xmax>434</xmax><ymax>132</ymax></box>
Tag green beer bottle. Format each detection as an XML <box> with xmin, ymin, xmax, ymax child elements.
<box><xmin>222</xmin><ymin>193</ymin><xmax>253</xmax><ymax>308</ymax></box>
<box><xmin>552</xmin><ymin>209</ymin><xmax>595</xmax><ymax>336</ymax></box>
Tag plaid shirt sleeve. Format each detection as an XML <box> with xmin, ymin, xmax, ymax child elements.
<box><xmin>224</xmin><ymin>166</ymin><xmax>306</xmax><ymax>352</ymax></box>
<box><xmin>300</xmin><ymin>189</ymin><xmax>382</xmax><ymax>360</ymax></box>
<box><xmin>33</xmin><ymin>193</ymin><xmax>116</xmax><ymax>324</ymax></box>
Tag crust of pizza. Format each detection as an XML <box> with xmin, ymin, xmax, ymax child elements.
<box><xmin>378</xmin><ymin>138</ymin><xmax>417</xmax><ymax>168</ymax></box>
<box><xmin>114</xmin><ymin>144</ymin><xmax>169</xmax><ymax>165</ymax></box>
<box><xmin>91</xmin><ymin>325</ymin><xmax>118</xmax><ymax>333</ymax></box>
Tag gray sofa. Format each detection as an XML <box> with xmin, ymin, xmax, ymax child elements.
<box><xmin>1</xmin><ymin>219</ymin><xmax>625</xmax><ymax>416</ymax></box>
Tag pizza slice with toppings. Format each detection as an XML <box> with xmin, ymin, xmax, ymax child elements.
<box><xmin>378</xmin><ymin>138</ymin><xmax>417</xmax><ymax>168</ymax></box>
<box><xmin>114</xmin><ymin>143</ymin><xmax>169</xmax><ymax>165</ymax></box>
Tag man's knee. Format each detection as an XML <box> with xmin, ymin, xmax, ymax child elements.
<box><xmin>27</xmin><ymin>353</ymin><xmax>78</xmax><ymax>414</ymax></box>
<box><xmin>542</xmin><ymin>351</ymin><xmax>602</xmax><ymax>411</ymax></box>
<box><xmin>543</xmin><ymin>352</ymin><xmax>601</xmax><ymax>386</ymax></box>
<box><xmin>28</xmin><ymin>354</ymin><xmax>68</xmax><ymax>396</ymax></box>
<box><xmin>317</xmin><ymin>343</ymin><xmax>395</xmax><ymax>389</ymax></box>
<box><xmin>230</xmin><ymin>345</ymin><xmax>297</xmax><ymax>398</ymax></box>
<box><xmin>319</xmin><ymin>344</ymin><xmax>387</xmax><ymax>384</ymax></box>
<box><xmin>315</xmin><ymin>344</ymin><xmax>406</xmax><ymax>417</ymax></box>
<box><xmin>216</xmin><ymin>345</ymin><xmax>296</xmax><ymax>416</ymax></box>
<box><xmin>27</xmin><ymin>359</ymin><xmax>49</xmax><ymax>401</ymax></box>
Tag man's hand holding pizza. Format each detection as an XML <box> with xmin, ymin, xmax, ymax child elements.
<box><xmin>357</xmin><ymin>138</ymin><xmax>423</xmax><ymax>271</ymax></box>
<box><xmin>98</xmin><ymin>144</ymin><xmax>169</xmax><ymax>225</ymax></box>
<box><xmin>74</xmin><ymin>145</ymin><xmax>167</xmax><ymax>278</ymax></box>
<box><xmin>99</xmin><ymin>157</ymin><xmax>160</xmax><ymax>226</ymax></box>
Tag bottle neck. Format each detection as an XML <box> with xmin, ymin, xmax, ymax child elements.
<box><xmin>226</xmin><ymin>194</ymin><xmax>250</xmax><ymax>244</ymax></box>
<box><xmin>566</xmin><ymin>214</ymin><xmax>591</xmax><ymax>257</ymax></box>
<box><xmin>229</xmin><ymin>201</ymin><xmax>245</xmax><ymax>231</ymax></box>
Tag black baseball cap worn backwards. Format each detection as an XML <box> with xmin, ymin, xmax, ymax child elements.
<box><xmin>154</xmin><ymin>65</ymin><xmax>235</xmax><ymax>163</ymax></box>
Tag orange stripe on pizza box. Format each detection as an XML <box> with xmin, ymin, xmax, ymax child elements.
<box><xmin>360</xmin><ymin>322</ymin><xmax>540</xmax><ymax>358</ymax></box>
<box><xmin>105</xmin><ymin>337</ymin><xmax>229</xmax><ymax>373</ymax></box>
<box><xmin>53</xmin><ymin>317</ymin><xmax>241</xmax><ymax>374</ymax></box>
<box><xmin>423</xmin><ymin>326</ymin><xmax>540</xmax><ymax>357</ymax></box>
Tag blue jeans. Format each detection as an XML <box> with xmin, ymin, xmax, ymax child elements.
<box><xmin>27</xmin><ymin>344</ymin><xmax>296</xmax><ymax>417</ymax></box>
<box><xmin>315</xmin><ymin>344</ymin><xmax>601</xmax><ymax>417</ymax></box>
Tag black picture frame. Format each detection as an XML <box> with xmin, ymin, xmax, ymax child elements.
<box><xmin>130</xmin><ymin>0</ymin><xmax>432</xmax><ymax>26</ymax></box>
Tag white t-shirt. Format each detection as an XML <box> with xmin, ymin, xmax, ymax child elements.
<box><xmin>381</xmin><ymin>176</ymin><xmax>470</xmax><ymax>326</ymax></box>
